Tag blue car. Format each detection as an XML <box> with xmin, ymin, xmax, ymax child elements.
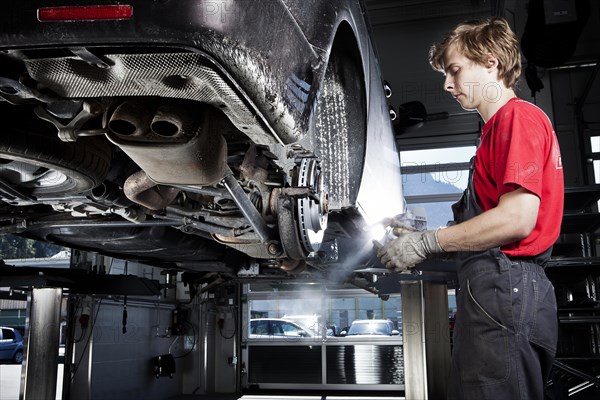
<box><xmin>0</xmin><ymin>326</ymin><xmax>24</xmax><ymax>364</ymax></box>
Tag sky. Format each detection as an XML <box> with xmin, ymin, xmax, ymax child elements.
<box><xmin>400</xmin><ymin>146</ymin><xmax>476</xmax><ymax>190</ymax></box>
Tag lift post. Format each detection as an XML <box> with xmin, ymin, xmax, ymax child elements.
<box><xmin>401</xmin><ymin>280</ymin><xmax>451</xmax><ymax>399</ymax></box>
<box><xmin>21</xmin><ymin>288</ymin><xmax>63</xmax><ymax>400</ymax></box>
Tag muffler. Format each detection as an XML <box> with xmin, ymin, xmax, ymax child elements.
<box><xmin>106</xmin><ymin>101</ymin><xmax>226</xmax><ymax>186</ymax></box>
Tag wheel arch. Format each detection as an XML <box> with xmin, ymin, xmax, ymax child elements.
<box><xmin>314</xmin><ymin>20</ymin><xmax>368</xmax><ymax>209</ymax></box>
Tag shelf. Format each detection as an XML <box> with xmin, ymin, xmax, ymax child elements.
<box><xmin>564</xmin><ymin>185</ymin><xmax>600</xmax><ymax>213</ymax></box>
<box><xmin>555</xmin><ymin>356</ymin><xmax>600</xmax><ymax>362</ymax></box>
<box><xmin>547</xmin><ymin>257</ymin><xmax>600</xmax><ymax>268</ymax></box>
<box><xmin>559</xmin><ymin>307</ymin><xmax>600</xmax><ymax>312</ymax></box>
<box><xmin>559</xmin><ymin>186</ymin><xmax>600</xmax><ymax>235</ymax></box>
<box><xmin>561</xmin><ymin>212</ymin><xmax>600</xmax><ymax>234</ymax></box>
<box><xmin>550</xmin><ymin>188</ymin><xmax>600</xmax><ymax>381</ymax></box>
<box><xmin>558</xmin><ymin>316</ymin><xmax>600</xmax><ymax>323</ymax></box>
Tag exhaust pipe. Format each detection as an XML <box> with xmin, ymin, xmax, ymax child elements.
<box><xmin>90</xmin><ymin>181</ymin><xmax>133</xmax><ymax>208</ymax></box>
<box><xmin>108</xmin><ymin>100</ymin><xmax>152</xmax><ymax>137</ymax></box>
<box><xmin>150</xmin><ymin>104</ymin><xmax>192</xmax><ymax>137</ymax></box>
<box><xmin>123</xmin><ymin>170</ymin><xmax>180</xmax><ymax>211</ymax></box>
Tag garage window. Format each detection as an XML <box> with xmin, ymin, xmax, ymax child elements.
<box><xmin>244</xmin><ymin>284</ymin><xmax>404</xmax><ymax>388</ymax></box>
<box><xmin>401</xmin><ymin>146</ymin><xmax>475</xmax><ymax>228</ymax></box>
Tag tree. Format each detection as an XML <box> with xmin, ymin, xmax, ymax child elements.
<box><xmin>0</xmin><ymin>234</ymin><xmax>66</xmax><ymax>259</ymax></box>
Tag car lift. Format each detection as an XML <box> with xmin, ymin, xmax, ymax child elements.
<box><xmin>0</xmin><ymin>253</ymin><xmax>161</xmax><ymax>400</ymax></box>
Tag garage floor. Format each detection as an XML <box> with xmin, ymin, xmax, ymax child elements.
<box><xmin>169</xmin><ymin>396</ymin><xmax>405</xmax><ymax>400</ymax></box>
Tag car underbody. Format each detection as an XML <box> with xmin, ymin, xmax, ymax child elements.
<box><xmin>0</xmin><ymin>1</ymin><xmax>404</xmax><ymax>285</ymax></box>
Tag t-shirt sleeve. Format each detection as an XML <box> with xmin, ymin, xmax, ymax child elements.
<box><xmin>491</xmin><ymin>109</ymin><xmax>547</xmax><ymax>200</ymax></box>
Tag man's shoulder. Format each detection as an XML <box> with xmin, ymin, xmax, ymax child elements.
<box><xmin>503</xmin><ymin>98</ymin><xmax>554</xmax><ymax>130</ymax></box>
<box><xmin>512</xmin><ymin>98</ymin><xmax>550</xmax><ymax>118</ymax></box>
<box><xmin>482</xmin><ymin>98</ymin><xmax>554</xmax><ymax>146</ymax></box>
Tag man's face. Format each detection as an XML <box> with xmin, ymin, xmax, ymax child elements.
<box><xmin>441</xmin><ymin>45</ymin><xmax>497</xmax><ymax>112</ymax></box>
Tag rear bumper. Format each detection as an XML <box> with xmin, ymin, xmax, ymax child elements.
<box><xmin>0</xmin><ymin>0</ymin><xmax>325</xmax><ymax>144</ymax></box>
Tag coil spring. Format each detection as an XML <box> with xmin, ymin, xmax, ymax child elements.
<box><xmin>249</xmin><ymin>190</ymin><xmax>262</xmax><ymax>213</ymax></box>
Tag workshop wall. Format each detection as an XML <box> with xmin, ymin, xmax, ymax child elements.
<box><xmin>68</xmin><ymin>259</ymin><xmax>187</xmax><ymax>400</ymax></box>
<box><xmin>88</xmin><ymin>302</ymin><xmax>182</xmax><ymax>400</ymax></box>
<box><xmin>370</xmin><ymin>1</ymin><xmax>600</xmax><ymax>189</ymax></box>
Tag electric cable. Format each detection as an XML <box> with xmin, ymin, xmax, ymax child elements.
<box><xmin>71</xmin><ymin>297</ymin><xmax>86</xmax><ymax>343</ymax></box>
<box><xmin>71</xmin><ymin>297</ymin><xmax>102</xmax><ymax>381</ymax></box>
<box><xmin>174</xmin><ymin>320</ymin><xmax>197</xmax><ymax>359</ymax></box>
<box><xmin>218</xmin><ymin>305</ymin><xmax>237</xmax><ymax>340</ymax></box>
<box><xmin>71</xmin><ymin>258</ymin><xmax>113</xmax><ymax>380</ymax></box>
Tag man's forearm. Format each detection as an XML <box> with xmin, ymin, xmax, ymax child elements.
<box><xmin>436</xmin><ymin>188</ymin><xmax>539</xmax><ymax>252</ymax></box>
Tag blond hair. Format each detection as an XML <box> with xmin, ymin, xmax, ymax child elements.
<box><xmin>429</xmin><ymin>17</ymin><xmax>521</xmax><ymax>89</ymax></box>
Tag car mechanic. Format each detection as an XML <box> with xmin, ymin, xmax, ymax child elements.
<box><xmin>377</xmin><ymin>17</ymin><xmax>564</xmax><ymax>399</ymax></box>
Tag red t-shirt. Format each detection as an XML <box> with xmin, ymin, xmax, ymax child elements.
<box><xmin>474</xmin><ymin>97</ymin><xmax>564</xmax><ymax>257</ymax></box>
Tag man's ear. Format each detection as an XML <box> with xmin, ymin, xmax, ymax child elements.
<box><xmin>486</xmin><ymin>54</ymin><xmax>499</xmax><ymax>70</ymax></box>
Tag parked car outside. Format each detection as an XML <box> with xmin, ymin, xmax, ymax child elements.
<box><xmin>249</xmin><ymin>318</ymin><xmax>313</xmax><ymax>340</ymax></box>
<box><xmin>282</xmin><ymin>314</ymin><xmax>340</xmax><ymax>337</ymax></box>
<box><xmin>0</xmin><ymin>326</ymin><xmax>24</xmax><ymax>364</ymax></box>
<box><xmin>281</xmin><ymin>314</ymin><xmax>322</xmax><ymax>335</ymax></box>
<box><xmin>340</xmin><ymin>319</ymin><xmax>400</xmax><ymax>337</ymax></box>
<box><xmin>0</xmin><ymin>1</ymin><xmax>403</xmax><ymax>287</ymax></box>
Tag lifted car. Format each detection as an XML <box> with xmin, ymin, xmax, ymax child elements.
<box><xmin>0</xmin><ymin>1</ymin><xmax>403</xmax><ymax>284</ymax></box>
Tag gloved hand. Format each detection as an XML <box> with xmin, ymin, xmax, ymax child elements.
<box><xmin>377</xmin><ymin>228</ymin><xmax>443</xmax><ymax>272</ymax></box>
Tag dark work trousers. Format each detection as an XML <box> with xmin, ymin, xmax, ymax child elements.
<box><xmin>447</xmin><ymin>157</ymin><xmax>558</xmax><ymax>400</ymax></box>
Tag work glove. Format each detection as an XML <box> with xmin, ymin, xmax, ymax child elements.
<box><xmin>377</xmin><ymin>228</ymin><xmax>443</xmax><ymax>272</ymax></box>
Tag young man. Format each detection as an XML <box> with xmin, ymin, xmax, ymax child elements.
<box><xmin>377</xmin><ymin>17</ymin><xmax>563</xmax><ymax>399</ymax></box>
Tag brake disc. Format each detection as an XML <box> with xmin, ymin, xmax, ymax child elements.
<box><xmin>296</xmin><ymin>158</ymin><xmax>328</xmax><ymax>254</ymax></box>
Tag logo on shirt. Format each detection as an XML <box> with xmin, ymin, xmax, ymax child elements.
<box><xmin>553</xmin><ymin>137</ymin><xmax>563</xmax><ymax>170</ymax></box>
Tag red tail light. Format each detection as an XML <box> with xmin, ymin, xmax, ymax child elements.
<box><xmin>38</xmin><ymin>5</ymin><xmax>134</xmax><ymax>22</ymax></box>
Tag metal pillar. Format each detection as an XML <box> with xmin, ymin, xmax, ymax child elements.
<box><xmin>423</xmin><ymin>281</ymin><xmax>451</xmax><ymax>399</ymax></box>
<box><xmin>63</xmin><ymin>296</ymin><xmax>95</xmax><ymax>400</ymax></box>
<box><xmin>402</xmin><ymin>281</ymin><xmax>428</xmax><ymax>399</ymax></box>
<box><xmin>21</xmin><ymin>288</ymin><xmax>63</xmax><ymax>400</ymax></box>
<box><xmin>64</xmin><ymin>251</ymin><xmax>99</xmax><ymax>400</ymax></box>
<box><xmin>401</xmin><ymin>281</ymin><xmax>451</xmax><ymax>400</ymax></box>
<box><xmin>61</xmin><ymin>296</ymin><xmax>77</xmax><ymax>400</ymax></box>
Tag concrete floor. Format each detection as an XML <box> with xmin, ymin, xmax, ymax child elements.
<box><xmin>169</xmin><ymin>396</ymin><xmax>405</xmax><ymax>400</ymax></box>
<box><xmin>1</xmin><ymin>364</ymin><xmax>404</xmax><ymax>400</ymax></box>
<box><xmin>0</xmin><ymin>364</ymin><xmax>63</xmax><ymax>400</ymax></box>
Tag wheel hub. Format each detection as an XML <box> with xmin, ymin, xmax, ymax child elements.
<box><xmin>296</xmin><ymin>158</ymin><xmax>328</xmax><ymax>254</ymax></box>
<box><xmin>0</xmin><ymin>160</ymin><xmax>69</xmax><ymax>188</ymax></box>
